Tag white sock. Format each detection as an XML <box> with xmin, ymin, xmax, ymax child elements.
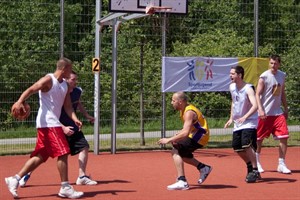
<box><xmin>279</xmin><ymin>158</ymin><xmax>285</xmax><ymax>165</ymax></box>
<box><xmin>14</xmin><ymin>174</ymin><xmax>21</xmax><ymax>181</ymax></box>
<box><xmin>255</xmin><ymin>153</ymin><xmax>261</xmax><ymax>163</ymax></box>
<box><xmin>61</xmin><ymin>181</ymin><xmax>70</xmax><ymax>187</ymax></box>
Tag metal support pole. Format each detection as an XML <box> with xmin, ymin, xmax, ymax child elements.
<box><xmin>161</xmin><ymin>13</ymin><xmax>167</xmax><ymax>148</ymax></box>
<box><xmin>254</xmin><ymin>0</ymin><xmax>259</xmax><ymax>57</ymax></box>
<box><xmin>93</xmin><ymin>0</ymin><xmax>101</xmax><ymax>154</ymax></box>
<box><xmin>111</xmin><ymin>19</ymin><xmax>119</xmax><ymax>154</ymax></box>
<box><xmin>140</xmin><ymin>37</ymin><xmax>145</xmax><ymax>146</ymax></box>
<box><xmin>59</xmin><ymin>0</ymin><xmax>64</xmax><ymax>58</ymax></box>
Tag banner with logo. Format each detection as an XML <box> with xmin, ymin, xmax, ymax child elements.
<box><xmin>162</xmin><ymin>57</ymin><xmax>268</xmax><ymax>92</ymax></box>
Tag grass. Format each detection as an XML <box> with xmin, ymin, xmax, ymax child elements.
<box><xmin>2</xmin><ymin>117</ymin><xmax>298</xmax><ymax>139</ymax></box>
<box><xmin>0</xmin><ymin>117</ymin><xmax>299</xmax><ymax>155</ymax></box>
<box><xmin>1</xmin><ymin>132</ymin><xmax>299</xmax><ymax>156</ymax></box>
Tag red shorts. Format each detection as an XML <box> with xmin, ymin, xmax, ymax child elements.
<box><xmin>31</xmin><ymin>127</ymin><xmax>70</xmax><ymax>162</ymax></box>
<box><xmin>257</xmin><ymin>114</ymin><xmax>289</xmax><ymax>141</ymax></box>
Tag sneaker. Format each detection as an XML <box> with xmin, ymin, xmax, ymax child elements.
<box><xmin>76</xmin><ymin>175</ymin><xmax>97</xmax><ymax>185</ymax></box>
<box><xmin>277</xmin><ymin>163</ymin><xmax>291</xmax><ymax>174</ymax></box>
<box><xmin>167</xmin><ymin>180</ymin><xmax>189</xmax><ymax>190</ymax></box>
<box><xmin>198</xmin><ymin>165</ymin><xmax>212</xmax><ymax>184</ymax></box>
<box><xmin>245</xmin><ymin>170</ymin><xmax>260</xmax><ymax>183</ymax></box>
<box><xmin>19</xmin><ymin>173</ymin><xmax>31</xmax><ymax>187</ymax></box>
<box><xmin>5</xmin><ymin>176</ymin><xmax>19</xmax><ymax>198</ymax></box>
<box><xmin>257</xmin><ymin>162</ymin><xmax>265</xmax><ymax>173</ymax></box>
<box><xmin>58</xmin><ymin>185</ymin><xmax>84</xmax><ymax>199</ymax></box>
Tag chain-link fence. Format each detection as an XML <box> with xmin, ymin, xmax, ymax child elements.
<box><xmin>0</xmin><ymin>0</ymin><xmax>299</xmax><ymax>155</ymax></box>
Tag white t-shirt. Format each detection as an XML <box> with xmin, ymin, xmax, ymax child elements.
<box><xmin>259</xmin><ymin>69</ymin><xmax>286</xmax><ymax>116</ymax></box>
<box><xmin>36</xmin><ymin>73</ymin><xmax>68</xmax><ymax>128</ymax></box>
<box><xmin>230</xmin><ymin>83</ymin><xmax>258</xmax><ymax>131</ymax></box>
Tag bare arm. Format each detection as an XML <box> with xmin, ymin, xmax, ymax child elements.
<box><xmin>224</xmin><ymin>101</ymin><xmax>234</xmax><ymax>128</ymax></box>
<box><xmin>78</xmin><ymin>100</ymin><xmax>95</xmax><ymax>123</ymax></box>
<box><xmin>256</xmin><ymin>77</ymin><xmax>266</xmax><ymax>119</ymax></box>
<box><xmin>281</xmin><ymin>81</ymin><xmax>288</xmax><ymax>119</ymax></box>
<box><xmin>158</xmin><ymin>110</ymin><xmax>195</xmax><ymax>144</ymax></box>
<box><xmin>63</xmin><ymin>92</ymin><xmax>82</xmax><ymax>129</ymax></box>
<box><xmin>12</xmin><ymin>75</ymin><xmax>52</xmax><ymax>114</ymax></box>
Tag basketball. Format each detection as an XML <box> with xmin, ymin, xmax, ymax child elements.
<box><xmin>11</xmin><ymin>102</ymin><xmax>31</xmax><ymax>120</ymax></box>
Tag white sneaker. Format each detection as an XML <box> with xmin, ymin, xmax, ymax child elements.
<box><xmin>58</xmin><ymin>185</ymin><xmax>84</xmax><ymax>199</ymax></box>
<box><xmin>167</xmin><ymin>180</ymin><xmax>189</xmax><ymax>190</ymax></box>
<box><xmin>76</xmin><ymin>176</ymin><xmax>97</xmax><ymax>185</ymax></box>
<box><xmin>277</xmin><ymin>163</ymin><xmax>291</xmax><ymax>174</ymax></box>
<box><xmin>5</xmin><ymin>176</ymin><xmax>19</xmax><ymax>198</ymax></box>
<box><xmin>19</xmin><ymin>173</ymin><xmax>31</xmax><ymax>187</ymax></box>
<box><xmin>257</xmin><ymin>162</ymin><xmax>265</xmax><ymax>173</ymax></box>
<box><xmin>198</xmin><ymin>165</ymin><xmax>212</xmax><ymax>184</ymax></box>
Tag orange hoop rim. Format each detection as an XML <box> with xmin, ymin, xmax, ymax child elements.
<box><xmin>145</xmin><ymin>6</ymin><xmax>172</xmax><ymax>14</ymax></box>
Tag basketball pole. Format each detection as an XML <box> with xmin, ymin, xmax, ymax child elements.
<box><xmin>94</xmin><ymin>0</ymin><xmax>101</xmax><ymax>155</ymax></box>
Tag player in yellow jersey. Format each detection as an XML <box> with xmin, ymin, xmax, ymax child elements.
<box><xmin>158</xmin><ymin>92</ymin><xmax>212</xmax><ymax>190</ymax></box>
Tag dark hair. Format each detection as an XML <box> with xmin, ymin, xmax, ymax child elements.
<box><xmin>269</xmin><ymin>54</ymin><xmax>281</xmax><ymax>63</ymax></box>
<box><xmin>231</xmin><ymin>65</ymin><xmax>244</xmax><ymax>79</ymax></box>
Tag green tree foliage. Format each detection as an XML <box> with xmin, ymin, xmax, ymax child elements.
<box><xmin>0</xmin><ymin>0</ymin><xmax>299</xmax><ymax>130</ymax></box>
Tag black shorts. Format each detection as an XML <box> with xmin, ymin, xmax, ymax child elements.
<box><xmin>172</xmin><ymin>137</ymin><xmax>203</xmax><ymax>158</ymax></box>
<box><xmin>66</xmin><ymin>130</ymin><xmax>90</xmax><ymax>156</ymax></box>
<box><xmin>232</xmin><ymin>128</ymin><xmax>257</xmax><ymax>152</ymax></box>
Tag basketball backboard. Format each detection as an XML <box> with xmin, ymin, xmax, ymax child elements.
<box><xmin>109</xmin><ymin>0</ymin><xmax>188</xmax><ymax>15</ymax></box>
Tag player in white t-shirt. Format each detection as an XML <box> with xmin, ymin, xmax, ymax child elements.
<box><xmin>255</xmin><ymin>55</ymin><xmax>291</xmax><ymax>174</ymax></box>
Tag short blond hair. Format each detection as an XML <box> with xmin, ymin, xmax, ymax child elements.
<box><xmin>56</xmin><ymin>57</ymin><xmax>72</xmax><ymax>70</ymax></box>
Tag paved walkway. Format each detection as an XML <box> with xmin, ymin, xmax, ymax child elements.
<box><xmin>0</xmin><ymin>125</ymin><xmax>299</xmax><ymax>145</ymax></box>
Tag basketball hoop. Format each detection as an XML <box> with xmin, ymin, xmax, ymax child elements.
<box><xmin>145</xmin><ymin>6</ymin><xmax>172</xmax><ymax>15</ymax></box>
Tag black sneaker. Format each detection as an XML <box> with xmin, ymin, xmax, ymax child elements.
<box><xmin>198</xmin><ymin>165</ymin><xmax>212</xmax><ymax>184</ymax></box>
<box><xmin>245</xmin><ymin>170</ymin><xmax>260</xmax><ymax>183</ymax></box>
<box><xmin>254</xmin><ymin>170</ymin><xmax>262</xmax><ymax>180</ymax></box>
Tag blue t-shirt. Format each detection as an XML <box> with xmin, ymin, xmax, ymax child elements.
<box><xmin>60</xmin><ymin>87</ymin><xmax>82</xmax><ymax>132</ymax></box>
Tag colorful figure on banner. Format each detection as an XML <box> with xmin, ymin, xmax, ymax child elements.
<box><xmin>187</xmin><ymin>60</ymin><xmax>196</xmax><ymax>81</ymax></box>
<box><xmin>188</xmin><ymin>58</ymin><xmax>214</xmax><ymax>82</ymax></box>
<box><xmin>205</xmin><ymin>58</ymin><xmax>213</xmax><ymax>80</ymax></box>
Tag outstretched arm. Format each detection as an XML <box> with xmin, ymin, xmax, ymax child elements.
<box><xmin>256</xmin><ymin>77</ymin><xmax>266</xmax><ymax>119</ymax></box>
<box><xmin>78</xmin><ymin>100</ymin><xmax>94</xmax><ymax>123</ymax></box>
<box><xmin>158</xmin><ymin>110</ymin><xmax>195</xmax><ymax>144</ymax></box>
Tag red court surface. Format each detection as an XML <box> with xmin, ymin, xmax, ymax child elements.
<box><xmin>1</xmin><ymin>147</ymin><xmax>299</xmax><ymax>200</ymax></box>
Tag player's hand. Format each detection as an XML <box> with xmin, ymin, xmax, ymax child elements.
<box><xmin>63</xmin><ymin>126</ymin><xmax>75</xmax><ymax>136</ymax></box>
<box><xmin>74</xmin><ymin>120</ymin><xmax>82</xmax><ymax>130</ymax></box>
<box><xmin>158</xmin><ymin>138</ymin><xmax>170</xmax><ymax>145</ymax></box>
<box><xmin>236</xmin><ymin>117</ymin><xmax>246</xmax><ymax>124</ymax></box>
<box><xmin>224</xmin><ymin>119</ymin><xmax>232</xmax><ymax>128</ymax></box>
<box><xmin>12</xmin><ymin>101</ymin><xmax>25</xmax><ymax>115</ymax></box>
<box><xmin>86</xmin><ymin>115</ymin><xmax>95</xmax><ymax>124</ymax></box>
<box><xmin>258</xmin><ymin>109</ymin><xmax>267</xmax><ymax>120</ymax></box>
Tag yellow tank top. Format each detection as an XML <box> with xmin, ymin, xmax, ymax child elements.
<box><xmin>180</xmin><ymin>104</ymin><xmax>210</xmax><ymax>146</ymax></box>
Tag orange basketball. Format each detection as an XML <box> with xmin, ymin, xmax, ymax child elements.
<box><xmin>11</xmin><ymin>102</ymin><xmax>31</xmax><ymax>120</ymax></box>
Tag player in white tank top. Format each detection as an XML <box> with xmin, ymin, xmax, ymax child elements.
<box><xmin>230</xmin><ymin>83</ymin><xmax>258</xmax><ymax>131</ymax></box>
<box><xmin>225</xmin><ymin>66</ymin><xmax>260</xmax><ymax>183</ymax></box>
<box><xmin>36</xmin><ymin>73</ymin><xmax>68</xmax><ymax>128</ymax></box>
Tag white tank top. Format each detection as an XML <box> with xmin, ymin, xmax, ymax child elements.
<box><xmin>36</xmin><ymin>73</ymin><xmax>68</xmax><ymax>128</ymax></box>
<box><xmin>259</xmin><ymin>69</ymin><xmax>285</xmax><ymax>116</ymax></box>
<box><xmin>230</xmin><ymin>83</ymin><xmax>258</xmax><ymax>131</ymax></box>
